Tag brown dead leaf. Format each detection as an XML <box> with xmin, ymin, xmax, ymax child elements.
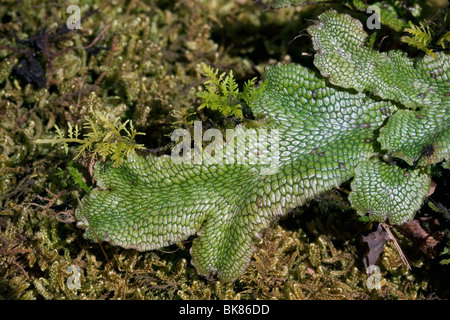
<box><xmin>362</xmin><ymin>223</ymin><xmax>388</xmax><ymax>269</ymax></box>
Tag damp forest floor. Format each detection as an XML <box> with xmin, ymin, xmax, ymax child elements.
<box><xmin>0</xmin><ymin>0</ymin><xmax>450</xmax><ymax>300</ymax></box>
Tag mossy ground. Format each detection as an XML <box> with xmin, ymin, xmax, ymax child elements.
<box><xmin>0</xmin><ymin>0</ymin><xmax>449</xmax><ymax>299</ymax></box>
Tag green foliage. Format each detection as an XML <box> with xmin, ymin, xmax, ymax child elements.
<box><xmin>56</xmin><ymin>162</ymin><xmax>92</xmax><ymax>194</ymax></box>
<box><xmin>269</xmin><ymin>0</ymin><xmax>327</xmax><ymax>9</ymax></box>
<box><xmin>37</xmin><ymin>94</ymin><xmax>146</xmax><ymax>167</ymax></box>
<box><xmin>401</xmin><ymin>16</ymin><xmax>450</xmax><ymax>58</ymax></box>
<box><xmin>196</xmin><ymin>63</ymin><xmax>261</xmax><ymax>119</ymax></box>
<box><xmin>437</xmin><ymin>30</ymin><xmax>450</xmax><ymax>49</ymax></box>
<box><xmin>309</xmin><ymin>9</ymin><xmax>449</xmax><ymax>224</ymax></box>
<box><xmin>367</xmin><ymin>32</ymin><xmax>377</xmax><ymax>49</ymax></box>
<box><xmin>77</xmin><ymin>60</ymin><xmax>399</xmax><ymax>281</ymax></box>
<box><xmin>349</xmin><ymin>159</ymin><xmax>431</xmax><ymax>225</ymax></box>
<box><xmin>76</xmin><ymin>9</ymin><xmax>449</xmax><ymax>282</ymax></box>
<box><xmin>308</xmin><ymin>9</ymin><xmax>450</xmax><ymax>166</ymax></box>
<box><xmin>401</xmin><ymin>21</ymin><xmax>436</xmax><ymax>58</ymax></box>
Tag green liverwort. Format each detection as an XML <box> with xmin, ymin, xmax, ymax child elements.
<box><xmin>75</xmin><ymin>10</ymin><xmax>449</xmax><ymax>281</ymax></box>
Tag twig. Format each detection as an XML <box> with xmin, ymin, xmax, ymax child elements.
<box><xmin>83</xmin><ymin>24</ymin><xmax>110</xmax><ymax>50</ymax></box>
<box><xmin>34</xmin><ymin>189</ymin><xmax>67</xmax><ymax>216</ymax></box>
<box><xmin>381</xmin><ymin>222</ymin><xmax>411</xmax><ymax>270</ymax></box>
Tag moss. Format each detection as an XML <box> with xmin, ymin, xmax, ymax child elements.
<box><xmin>0</xmin><ymin>0</ymin><xmax>448</xmax><ymax>300</ymax></box>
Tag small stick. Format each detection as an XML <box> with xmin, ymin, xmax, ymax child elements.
<box><xmin>35</xmin><ymin>189</ymin><xmax>67</xmax><ymax>216</ymax></box>
<box><xmin>381</xmin><ymin>223</ymin><xmax>411</xmax><ymax>270</ymax></box>
<box><xmin>82</xmin><ymin>24</ymin><xmax>110</xmax><ymax>50</ymax></box>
